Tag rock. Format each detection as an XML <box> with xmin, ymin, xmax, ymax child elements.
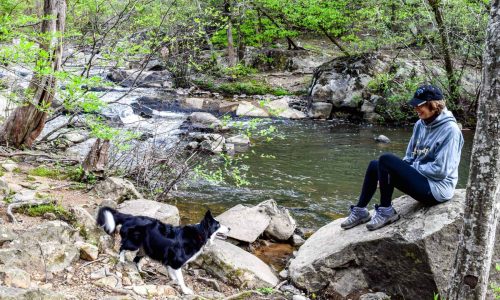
<box><xmin>359</xmin><ymin>292</ymin><xmax>391</xmax><ymax>300</ymax></box>
<box><xmin>216</xmin><ymin>200</ymin><xmax>296</xmax><ymax>243</ymax></box>
<box><xmin>309</xmin><ymin>102</ymin><xmax>332</xmax><ymax>119</ymax></box>
<box><xmin>195</xmin><ymin>240</ymin><xmax>279</xmax><ymax>289</ymax></box>
<box><xmin>13</xmin><ymin>189</ymin><xmax>39</xmax><ymax>202</ymax></box>
<box><xmin>0</xmin><ymin>221</ymin><xmax>79</xmax><ymax>274</ymax></box>
<box><xmin>236</xmin><ymin>101</ymin><xmax>270</xmax><ymax>117</ymax></box>
<box><xmin>259</xmin><ymin>200</ymin><xmax>297</xmax><ymax>241</ymax></box>
<box><xmin>216</xmin><ymin>204</ymin><xmax>271</xmax><ymax>243</ymax></box>
<box><xmin>76</xmin><ymin>241</ymin><xmax>99</xmax><ymax>261</ymax></box>
<box><xmin>291</xmin><ymin>234</ymin><xmax>305</xmax><ymax>247</ymax></box>
<box><xmin>292</xmin><ymin>295</ymin><xmax>309</xmax><ymax>300</ymax></box>
<box><xmin>1</xmin><ymin>161</ymin><xmax>18</xmax><ymax>172</ymax></box>
<box><xmin>289</xmin><ymin>190</ymin><xmax>496</xmax><ymax>299</ymax></box>
<box><xmin>361</xmin><ymin>100</ymin><xmax>376</xmax><ymax>113</ymax></box>
<box><xmin>107</xmin><ymin>69</ymin><xmax>172</xmax><ymax>88</ymax></box>
<box><xmin>132</xmin><ymin>285</ymin><xmax>176</xmax><ymax>297</ymax></box>
<box><xmin>95</xmin><ymin>276</ymin><xmax>120</xmax><ymax>288</ymax></box>
<box><xmin>0</xmin><ymin>266</ymin><xmax>31</xmax><ymax>288</ymax></box>
<box><xmin>93</xmin><ymin>177</ymin><xmax>142</xmax><ymax>204</ymax></box>
<box><xmin>218</xmin><ymin>101</ymin><xmax>239</xmax><ymax>114</ymax></box>
<box><xmin>90</xmin><ymin>268</ymin><xmax>107</xmax><ymax>280</ymax></box>
<box><xmin>117</xmin><ymin>199</ymin><xmax>180</xmax><ymax>225</ymax></box>
<box><xmin>0</xmin><ymin>286</ymin><xmax>65</xmax><ymax>300</ymax></box>
<box><xmin>374</xmin><ymin>135</ymin><xmax>391</xmax><ymax>143</ymax></box>
<box><xmin>0</xmin><ymin>227</ymin><xmax>17</xmax><ymax>245</ymax></box>
<box><xmin>61</xmin><ymin>132</ymin><xmax>86</xmax><ymax>143</ymax></box>
<box><xmin>182</xmin><ymin>97</ymin><xmax>205</xmax><ymax>110</ymax></box>
<box><xmin>265</xmin><ymin>98</ymin><xmax>307</xmax><ymax>119</ymax></box>
<box><xmin>69</xmin><ymin>206</ymin><xmax>101</xmax><ymax>244</ymax></box>
<box><xmin>186</xmin><ymin>141</ymin><xmax>199</xmax><ymax>150</ymax></box>
<box><xmin>279</xmin><ymin>269</ymin><xmax>288</xmax><ymax>279</ymax></box>
<box><xmin>188</xmin><ymin>133</ymin><xmax>225</xmax><ymax>154</ymax></box>
<box><xmin>187</xmin><ymin>112</ymin><xmax>223</xmax><ymax>132</ymax></box>
<box><xmin>226</xmin><ymin>135</ymin><xmax>250</xmax><ymax>152</ymax></box>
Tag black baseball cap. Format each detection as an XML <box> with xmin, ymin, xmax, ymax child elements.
<box><xmin>408</xmin><ymin>85</ymin><xmax>444</xmax><ymax>107</ymax></box>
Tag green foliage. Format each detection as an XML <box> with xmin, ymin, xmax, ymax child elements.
<box><xmin>194</xmin><ymin>79</ymin><xmax>290</xmax><ymax>96</ymax></box>
<box><xmin>29</xmin><ymin>166</ymin><xmax>62</xmax><ymax>179</ymax></box>
<box><xmin>367</xmin><ymin>70</ymin><xmax>426</xmax><ymax>124</ymax></box>
<box><xmin>194</xmin><ymin>154</ymin><xmax>250</xmax><ymax>187</ymax></box>
<box><xmin>222</xmin><ymin>63</ymin><xmax>257</xmax><ymax>79</ymax></box>
<box><xmin>19</xmin><ymin>202</ymin><xmax>76</xmax><ymax>223</ymax></box>
<box><xmin>491</xmin><ymin>264</ymin><xmax>500</xmax><ymax>299</ymax></box>
<box><xmin>256</xmin><ymin>287</ymin><xmax>275</xmax><ymax>295</ymax></box>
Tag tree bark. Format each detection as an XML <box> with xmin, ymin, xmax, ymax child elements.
<box><xmin>447</xmin><ymin>1</ymin><xmax>500</xmax><ymax>299</ymax></box>
<box><xmin>225</xmin><ymin>0</ymin><xmax>237</xmax><ymax>67</ymax></box>
<box><xmin>82</xmin><ymin>138</ymin><xmax>110</xmax><ymax>179</ymax></box>
<box><xmin>0</xmin><ymin>0</ymin><xmax>66</xmax><ymax>148</ymax></box>
<box><xmin>427</xmin><ymin>0</ymin><xmax>460</xmax><ymax>108</ymax></box>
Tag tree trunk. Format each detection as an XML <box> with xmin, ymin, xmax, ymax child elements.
<box><xmin>82</xmin><ymin>138</ymin><xmax>110</xmax><ymax>179</ymax></box>
<box><xmin>319</xmin><ymin>25</ymin><xmax>350</xmax><ymax>57</ymax></box>
<box><xmin>225</xmin><ymin>0</ymin><xmax>237</xmax><ymax>67</ymax></box>
<box><xmin>427</xmin><ymin>0</ymin><xmax>460</xmax><ymax>108</ymax></box>
<box><xmin>0</xmin><ymin>0</ymin><xmax>66</xmax><ymax>148</ymax></box>
<box><xmin>447</xmin><ymin>1</ymin><xmax>500</xmax><ymax>299</ymax></box>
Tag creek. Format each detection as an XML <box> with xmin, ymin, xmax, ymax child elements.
<box><xmin>171</xmin><ymin>119</ymin><xmax>474</xmax><ymax>230</ymax></box>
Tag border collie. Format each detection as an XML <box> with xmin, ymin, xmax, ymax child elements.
<box><xmin>96</xmin><ymin>207</ymin><xmax>230</xmax><ymax>295</ymax></box>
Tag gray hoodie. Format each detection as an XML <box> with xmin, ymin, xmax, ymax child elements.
<box><xmin>403</xmin><ymin>109</ymin><xmax>464</xmax><ymax>202</ymax></box>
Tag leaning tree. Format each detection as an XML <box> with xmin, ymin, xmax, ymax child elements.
<box><xmin>447</xmin><ymin>0</ymin><xmax>499</xmax><ymax>299</ymax></box>
<box><xmin>0</xmin><ymin>0</ymin><xmax>66</xmax><ymax>148</ymax></box>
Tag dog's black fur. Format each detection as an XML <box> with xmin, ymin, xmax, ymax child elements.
<box><xmin>96</xmin><ymin>207</ymin><xmax>228</xmax><ymax>294</ymax></box>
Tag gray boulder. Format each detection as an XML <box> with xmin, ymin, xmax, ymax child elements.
<box><xmin>117</xmin><ymin>199</ymin><xmax>180</xmax><ymax>225</ymax></box>
<box><xmin>374</xmin><ymin>135</ymin><xmax>391</xmax><ymax>143</ymax></box>
<box><xmin>226</xmin><ymin>135</ymin><xmax>250</xmax><ymax>152</ymax></box>
<box><xmin>236</xmin><ymin>101</ymin><xmax>270</xmax><ymax>117</ymax></box>
<box><xmin>216</xmin><ymin>200</ymin><xmax>296</xmax><ymax>243</ymax></box>
<box><xmin>93</xmin><ymin>177</ymin><xmax>143</xmax><ymax>204</ymax></box>
<box><xmin>188</xmin><ymin>133</ymin><xmax>226</xmax><ymax>154</ymax></box>
<box><xmin>289</xmin><ymin>190</ymin><xmax>500</xmax><ymax>299</ymax></box>
<box><xmin>259</xmin><ymin>200</ymin><xmax>297</xmax><ymax>241</ymax></box>
<box><xmin>0</xmin><ymin>221</ymin><xmax>79</xmax><ymax>274</ymax></box>
<box><xmin>216</xmin><ymin>204</ymin><xmax>271</xmax><ymax>243</ymax></box>
<box><xmin>187</xmin><ymin>112</ymin><xmax>223</xmax><ymax>132</ymax></box>
<box><xmin>195</xmin><ymin>240</ymin><xmax>279</xmax><ymax>289</ymax></box>
<box><xmin>0</xmin><ymin>287</ymin><xmax>64</xmax><ymax>300</ymax></box>
<box><xmin>309</xmin><ymin>102</ymin><xmax>332</xmax><ymax>119</ymax></box>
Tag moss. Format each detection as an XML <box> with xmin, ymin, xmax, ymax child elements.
<box><xmin>25</xmin><ymin>175</ymin><xmax>37</xmax><ymax>182</ymax></box>
<box><xmin>19</xmin><ymin>202</ymin><xmax>77</xmax><ymax>224</ymax></box>
<box><xmin>28</xmin><ymin>166</ymin><xmax>61</xmax><ymax>179</ymax></box>
<box><xmin>12</xmin><ymin>167</ymin><xmax>22</xmax><ymax>174</ymax></box>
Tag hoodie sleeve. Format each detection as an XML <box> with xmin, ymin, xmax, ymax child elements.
<box><xmin>415</xmin><ymin>127</ymin><xmax>463</xmax><ymax>181</ymax></box>
<box><xmin>403</xmin><ymin>124</ymin><xmax>418</xmax><ymax>164</ymax></box>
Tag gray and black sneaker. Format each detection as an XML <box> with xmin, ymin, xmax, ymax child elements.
<box><xmin>341</xmin><ymin>205</ymin><xmax>371</xmax><ymax>229</ymax></box>
<box><xmin>366</xmin><ymin>204</ymin><xmax>400</xmax><ymax>231</ymax></box>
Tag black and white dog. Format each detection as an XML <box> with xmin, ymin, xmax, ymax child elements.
<box><xmin>96</xmin><ymin>207</ymin><xmax>230</xmax><ymax>295</ymax></box>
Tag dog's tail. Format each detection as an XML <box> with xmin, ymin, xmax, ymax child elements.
<box><xmin>96</xmin><ymin>206</ymin><xmax>130</xmax><ymax>234</ymax></box>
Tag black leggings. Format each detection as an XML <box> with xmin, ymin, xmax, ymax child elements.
<box><xmin>356</xmin><ymin>153</ymin><xmax>439</xmax><ymax>208</ymax></box>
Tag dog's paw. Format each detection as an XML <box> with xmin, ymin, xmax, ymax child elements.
<box><xmin>182</xmin><ymin>287</ymin><xmax>194</xmax><ymax>295</ymax></box>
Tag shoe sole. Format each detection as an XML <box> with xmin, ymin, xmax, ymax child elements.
<box><xmin>341</xmin><ymin>215</ymin><xmax>372</xmax><ymax>229</ymax></box>
<box><xmin>366</xmin><ymin>214</ymin><xmax>401</xmax><ymax>231</ymax></box>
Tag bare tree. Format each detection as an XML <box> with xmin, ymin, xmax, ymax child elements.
<box><xmin>447</xmin><ymin>0</ymin><xmax>499</xmax><ymax>298</ymax></box>
<box><xmin>225</xmin><ymin>0</ymin><xmax>237</xmax><ymax>67</ymax></box>
<box><xmin>0</xmin><ymin>0</ymin><xmax>66</xmax><ymax>148</ymax></box>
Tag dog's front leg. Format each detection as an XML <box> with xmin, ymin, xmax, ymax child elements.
<box><xmin>167</xmin><ymin>266</ymin><xmax>193</xmax><ymax>295</ymax></box>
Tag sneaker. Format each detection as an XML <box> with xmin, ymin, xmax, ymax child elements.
<box><xmin>366</xmin><ymin>204</ymin><xmax>400</xmax><ymax>231</ymax></box>
<box><xmin>341</xmin><ymin>205</ymin><xmax>371</xmax><ymax>229</ymax></box>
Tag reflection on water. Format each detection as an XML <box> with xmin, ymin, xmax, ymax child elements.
<box><xmin>171</xmin><ymin>119</ymin><xmax>474</xmax><ymax>229</ymax></box>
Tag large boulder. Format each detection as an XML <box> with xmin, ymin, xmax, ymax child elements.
<box><xmin>264</xmin><ymin>98</ymin><xmax>307</xmax><ymax>119</ymax></box>
<box><xmin>236</xmin><ymin>101</ymin><xmax>270</xmax><ymax>117</ymax></box>
<box><xmin>0</xmin><ymin>221</ymin><xmax>79</xmax><ymax>274</ymax></box>
<box><xmin>216</xmin><ymin>200</ymin><xmax>296</xmax><ymax>243</ymax></box>
<box><xmin>187</xmin><ymin>112</ymin><xmax>224</xmax><ymax>132</ymax></box>
<box><xmin>195</xmin><ymin>240</ymin><xmax>279</xmax><ymax>289</ymax></box>
<box><xmin>0</xmin><ymin>287</ymin><xmax>64</xmax><ymax>300</ymax></box>
<box><xmin>116</xmin><ymin>199</ymin><xmax>180</xmax><ymax>226</ymax></box>
<box><xmin>93</xmin><ymin>177</ymin><xmax>143</xmax><ymax>204</ymax></box>
<box><xmin>288</xmin><ymin>189</ymin><xmax>499</xmax><ymax>299</ymax></box>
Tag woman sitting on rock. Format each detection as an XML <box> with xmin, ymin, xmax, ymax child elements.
<box><xmin>341</xmin><ymin>85</ymin><xmax>464</xmax><ymax>231</ymax></box>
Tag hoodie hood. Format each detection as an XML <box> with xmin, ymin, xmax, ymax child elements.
<box><xmin>423</xmin><ymin>108</ymin><xmax>457</xmax><ymax>129</ymax></box>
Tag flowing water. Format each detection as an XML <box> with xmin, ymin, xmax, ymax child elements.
<box><xmin>172</xmin><ymin>119</ymin><xmax>474</xmax><ymax>229</ymax></box>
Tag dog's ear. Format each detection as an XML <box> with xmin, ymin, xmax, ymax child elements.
<box><xmin>204</xmin><ymin>210</ymin><xmax>213</xmax><ymax>220</ymax></box>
